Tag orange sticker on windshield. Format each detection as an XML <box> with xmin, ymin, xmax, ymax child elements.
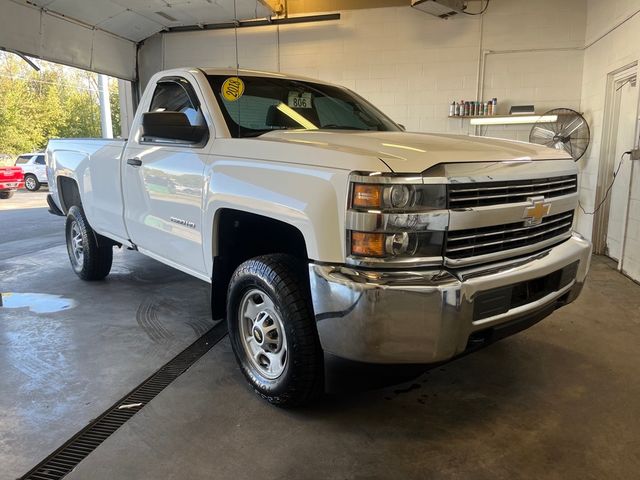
<box><xmin>221</xmin><ymin>77</ymin><xmax>245</xmax><ymax>102</ymax></box>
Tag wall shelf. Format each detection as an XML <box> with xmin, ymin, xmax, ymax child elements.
<box><xmin>448</xmin><ymin>114</ymin><xmax>554</xmax><ymax>125</ymax></box>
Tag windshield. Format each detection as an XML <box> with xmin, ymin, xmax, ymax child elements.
<box><xmin>207</xmin><ymin>75</ymin><xmax>401</xmax><ymax>138</ymax></box>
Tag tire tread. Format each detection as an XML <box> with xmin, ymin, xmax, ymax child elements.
<box><xmin>228</xmin><ymin>254</ymin><xmax>323</xmax><ymax>407</ymax></box>
<box><xmin>66</xmin><ymin>206</ymin><xmax>113</xmax><ymax>281</ymax></box>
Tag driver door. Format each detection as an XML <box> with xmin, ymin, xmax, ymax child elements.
<box><xmin>121</xmin><ymin>76</ymin><xmax>212</xmax><ymax>278</ymax></box>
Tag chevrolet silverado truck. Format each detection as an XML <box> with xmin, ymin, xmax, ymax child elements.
<box><xmin>46</xmin><ymin>68</ymin><xmax>592</xmax><ymax>406</ymax></box>
<box><xmin>0</xmin><ymin>165</ymin><xmax>24</xmax><ymax>199</ymax></box>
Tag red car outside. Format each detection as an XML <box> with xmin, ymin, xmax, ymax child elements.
<box><xmin>0</xmin><ymin>166</ymin><xmax>24</xmax><ymax>199</ymax></box>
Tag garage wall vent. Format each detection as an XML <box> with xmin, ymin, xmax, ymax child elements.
<box><xmin>19</xmin><ymin>322</ymin><xmax>227</xmax><ymax>480</ymax></box>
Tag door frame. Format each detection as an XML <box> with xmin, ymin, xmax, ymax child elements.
<box><xmin>592</xmin><ymin>61</ymin><xmax>639</xmax><ymax>255</ymax></box>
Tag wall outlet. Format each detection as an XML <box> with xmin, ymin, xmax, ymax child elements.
<box><xmin>631</xmin><ymin>148</ymin><xmax>640</xmax><ymax>161</ymax></box>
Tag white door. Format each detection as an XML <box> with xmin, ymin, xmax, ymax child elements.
<box><xmin>121</xmin><ymin>76</ymin><xmax>212</xmax><ymax>278</ymax></box>
<box><xmin>606</xmin><ymin>76</ymin><xmax>638</xmax><ymax>262</ymax></box>
<box><xmin>33</xmin><ymin>154</ymin><xmax>47</xmax><ymax>183</ymax></box>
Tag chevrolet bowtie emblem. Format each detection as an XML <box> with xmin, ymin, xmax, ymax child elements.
<box><xmin>523</xmin><ymin>196</ymin><xmax>551</xmax><ymax>226</ymax></box>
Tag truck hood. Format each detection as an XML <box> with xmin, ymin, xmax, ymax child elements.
<box><xmin>259</xmin><ymin>130</ymin><xmax>571</xmax><ymax>173</ymax></box>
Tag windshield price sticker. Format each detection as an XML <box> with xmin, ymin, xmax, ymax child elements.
<box><xmin>221</xmin><ymin>77</ymin><xmax>245</xmax><ymax>102</ymax></box>
<box><xmin>288</xmin><ymin>92</ymin><xmax>312</xmax><ymax>109</ymax></box>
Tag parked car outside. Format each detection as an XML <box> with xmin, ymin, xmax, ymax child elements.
<box><xmin>0</xmin><ymin>166</ymin><xmax>24</xmax><ymax>199</ymax></box>
<box><xmin>15</xmin><ymin>153</ymin><xmax>48</xmax><ymax>191</ymax></box>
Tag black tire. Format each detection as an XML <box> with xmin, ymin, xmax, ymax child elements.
<box><xmin>65</xmin><ymin>205</ymin><xmax>113</xmax><ymax>281</ymax></box>
<box><xmin>0</xmin><ymin>190</ymin><xmax>14</xmax><ymax>199</ymax></box>
<box><xmin>24</xmin><ymin>174</ymin><xmax>41</xmax><ymax>192</ymax></box>
<box><xmin>227</xmin><ymin>254</ymin><xmax>323</xmax><ymax>407</ymax></box>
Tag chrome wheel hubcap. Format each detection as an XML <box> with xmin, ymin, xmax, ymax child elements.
<box><xmin>26</xmin><ymin>177</ymin><xmax>36</xmax><ymax>189</ymax></box>
<box><xmin>239</xmin><ymin>289</ymin><xmax>287</xmax><ymax>379</ymax></box>
<box><xmin>69</xmin><ymin>221</ymin><xmax>84</xmax><ymax>268</ymax></box>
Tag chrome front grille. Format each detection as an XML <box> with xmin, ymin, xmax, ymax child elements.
<box><xmin>448</xmin><ymin>175</ymin><xmax>578</xmax><ymax>209</ymax></box>
<box><xmin>445</xmin><ymin>211</ymin><xmax>574</xmax><ymax>260</ymax></box>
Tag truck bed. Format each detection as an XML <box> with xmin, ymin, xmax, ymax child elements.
<box><xmin>47</xmin><ymin>138</ymin><xmax>128</xmax><ymax>242</ymax></box>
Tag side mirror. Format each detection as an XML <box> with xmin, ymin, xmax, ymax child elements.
<box><xmin>141</xmin><ymin>112</ymin><xmax>208</xmax><ymax>144</ymax></box>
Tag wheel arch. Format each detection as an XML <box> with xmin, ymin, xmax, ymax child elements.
<box><xmin>57</xmin><ymin>175</ymin><xmax>82</xmax><ymax>214</ymax></box>
<box><xmin>210</xmin><ymin>208</ymin><xmax>310</xmax><ymax>319</ymax></box>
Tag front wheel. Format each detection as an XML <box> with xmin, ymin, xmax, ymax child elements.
<box><xmin>65</xmin><ymin>206</ymin><xmax>113</xmax><ymax>280</ymax></box>
<box><xmin>227</xmin><ymin>254</ymin><xmax>323</xmax><ymax>407</ymax></box>
<box><xmin>0</xmin><ymin>190</ymin><xmax>14</xmax><ymax>199</ymax></box>
<box><xmin>24</xmin><ymin>174</ymin><xmax>40</xmax><ymax>191</ymax></box>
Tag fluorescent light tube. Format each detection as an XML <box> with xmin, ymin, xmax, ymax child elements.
<box><xmin>470</xmin><ymin>115</ymin><xmax>558</xmax><ymax>125</ymax></box>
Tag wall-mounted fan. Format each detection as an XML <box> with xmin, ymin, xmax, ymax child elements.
<box><xmin>529</xmin><ymin>108</ymin><xmax>590</xmax><ymax>161</ymax></box>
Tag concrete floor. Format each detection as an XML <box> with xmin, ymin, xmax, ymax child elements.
<box><xmin>2</xmin><ymin>194</ymin><xmax>640</xmax><ymax>479</ymax></box>
<box><xmin>0</xmin><ymin>192</ymin><xmax>214</xmax><ymax>478</ymax></box>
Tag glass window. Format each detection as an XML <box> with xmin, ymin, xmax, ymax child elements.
<box><xmin>207</xmin><ymin>75</ymin><xmax>400</xmax><ymax>138</ymax></box>
<box><xmin>35</xmin><ymin>155</ymin><xmax>45</xmax><ymax>165</ymax></box>
<box><xmin>148</xmin><ymin>79</ymin><xmax>205</xmax><ymax>127</ymax></box>
<box><xmin>15</xmin><ymin>156</ymin><xmax>32</xmax><ymax>165</ymax></box>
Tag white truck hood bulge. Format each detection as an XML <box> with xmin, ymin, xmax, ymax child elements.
<box><xmin>258</xmin><ymin>130</ymin><xmax>571</xmax><ymax>173</ymax></box>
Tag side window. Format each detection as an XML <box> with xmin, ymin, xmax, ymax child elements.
<box><xmin>35</xmin><ymin>155</ymin><xmax>45</xmax><ymax>165</ymax></box>
<box><xmin>15</xmin><ymin>156</ymin><xmax>31</xmax><ymax>165</ymax></box>
<box><xmin>148</xmin><ymin>80</ymin><xmax>205</xmax><ymax>127</ymax></box>
<box><xmin>142</xmin><ymin>78</ymin><xmax>208</xmax><ymax>145</ymax></box>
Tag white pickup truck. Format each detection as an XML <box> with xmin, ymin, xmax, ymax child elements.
<box><xmin>47</xmin><ymin>68</ymin><xmax>592</xmax><ymax>406</ymax></box>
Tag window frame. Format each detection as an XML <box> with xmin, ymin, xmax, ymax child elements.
<box><xmin>140</xmin><ymin>76</ymin><xmax>210</xmax><ymax>148</ymax></box>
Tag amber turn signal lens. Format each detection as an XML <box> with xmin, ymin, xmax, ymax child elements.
<box><xmin>352</xmin><ymin>184</ymin><xmax>382</xmax><ymax>208</ymax></box>
<box><xmin>351</xmin><ymin>232</ymin><xmax>385</xmax><ymax>257</ymax></box>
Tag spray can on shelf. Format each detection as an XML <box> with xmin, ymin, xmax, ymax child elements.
<box><xmin>488</xmin><ymin>100</ymin><xmax>493</xmax><ymax>116</ymax></box>
<box><xmin>492</xmin><ymin>98</ymin><xmax>498</xmax><ymax>115</ymax></box>
<box><xmin>449</xmin><ymin>101</ymin><xmax>455</xmax><ymax>117</ymax></box>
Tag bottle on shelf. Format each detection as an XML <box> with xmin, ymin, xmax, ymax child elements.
<box><xmin>449</xmin><ymin>101</ymin><xmax>455</xmax><ymax>117</ymax></box>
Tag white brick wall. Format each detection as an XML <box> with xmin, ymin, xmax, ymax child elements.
<box><xmin>151</xmin><ymin>0</ymin><xmax>586</xmax><ymax>137</ymax></box>
<box><xmin>579</xmin><ymin>0</ymin><xmax>640</xmax><ymax>281</ymax></box>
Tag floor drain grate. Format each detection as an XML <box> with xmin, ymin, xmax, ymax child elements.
<box><xmin>20</xmin><ymin>322</ymin><xmax>227</xmax><ymax>480</ymax></box>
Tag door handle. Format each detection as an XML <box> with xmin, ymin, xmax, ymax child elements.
<box><xmin>127</xmin><ymin>157</ymin><xmax>142</xmax><ymax>167</ymax></box>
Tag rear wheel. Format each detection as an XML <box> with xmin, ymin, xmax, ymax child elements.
<box><xmin>65</xmin><ymin>205</ymin><xmax>113</xmax><ymax>280</ymax></box>
<box><xmin>24</xmin><ymin>174</ymin><xmax>40</xmax><ymax>192</ymax></box>
<box><xmin>0</xmin><ymin>191</ymin><xmax>14</xmax><ymax>199</ymax></box>
<box><xmin>227</xmin><ymin>254</ymin><xmax>323</xmax><ymax>407</ymax></box>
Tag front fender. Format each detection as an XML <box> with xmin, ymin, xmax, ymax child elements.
<box><xmin>203</xmin><ymin>158</ymin><xmax>350</xmax><ymax>275</ymax></box>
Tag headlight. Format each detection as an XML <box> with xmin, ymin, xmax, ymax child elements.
<box><xmin>351</xmin><ymin>182</ymin><xmax>445</xmax><ymax>212</ymax></box>
<box><xmin>346</xmin><ymin>173</ymin><xmax>448</xmax><ymax>267</ymax></box>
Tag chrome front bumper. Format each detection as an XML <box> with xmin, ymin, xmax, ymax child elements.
<box><xmin>309</xmin><ymin>233</ymin><xmax>592</xmax><ymax>364</ymax></box>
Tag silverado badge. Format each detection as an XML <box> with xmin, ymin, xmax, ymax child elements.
<box><xmin>523</xmin><ymin>196</ymin><xmax>551</xmax><ymax>226</ymax></box>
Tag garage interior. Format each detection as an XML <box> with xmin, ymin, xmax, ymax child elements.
<box><xmin>1</xmin><ymin>0</ymin><xmax>640</xmax><ymax>478</ymax></box>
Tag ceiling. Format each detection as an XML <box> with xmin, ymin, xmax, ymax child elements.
<box><xmin>269</xmin><ymin>0</ymin><xmax>406</xmax><ymax>14</ymax></box>
<box><xmin>27</xmin><ymin>0</ymin><xmax>274</xmax><ymax>42</ymax></box>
